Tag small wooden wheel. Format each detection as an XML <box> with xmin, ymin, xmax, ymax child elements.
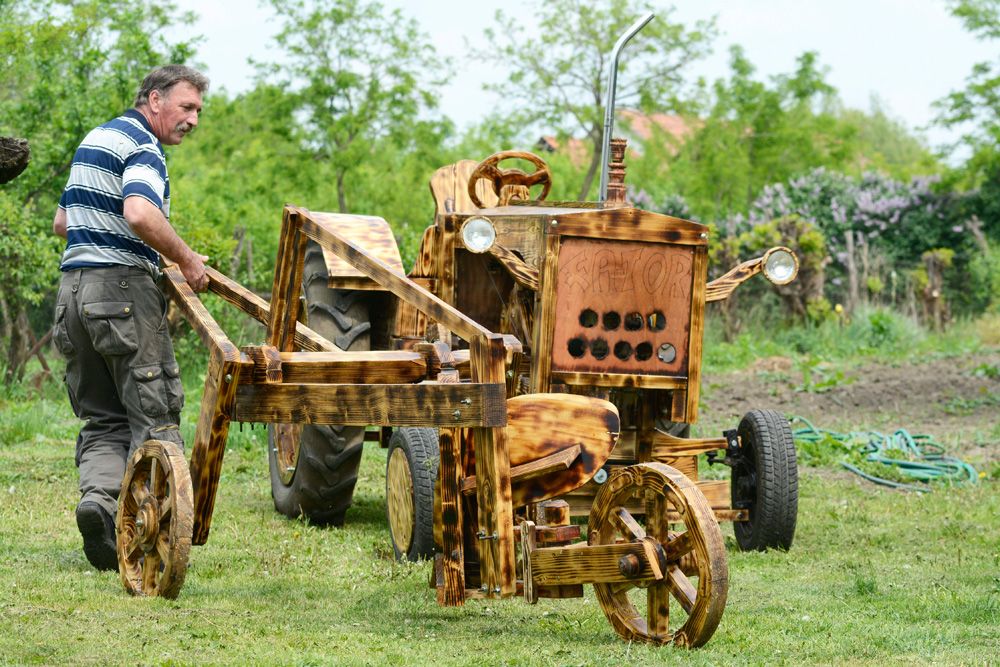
<box><xmin>117</xmin><ymin>439</ymin><xmax>193</xmax><ymax>599</ymax></box>
<box><xmin>468</xmin><ymin>151</ymin><xmax>552</xmax><ymax>207</ymax></box>
<box><xmin>386</xmin><ymin>446</ymin><xmax>414</xmax><ymax>554</ymax></box>
<box><xmin>589</xmin><ymin>462</ymin><xmax>728</xmax><ymax>647</ymax></box>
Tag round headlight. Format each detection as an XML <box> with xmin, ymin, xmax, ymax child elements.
<box><xmin>762</xmin><ymin>247</ymin><xmax>798</xmax><ymax>285</ymax></box>
<box><xmin>460</xmin><ymin>216</ymin><xmax>497</xmax><ymax>254</ymax></box>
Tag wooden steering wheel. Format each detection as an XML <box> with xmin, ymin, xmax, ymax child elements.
<box><xmin>468</xmin><ymin>150</ymin><xmax>552</xmax><ymax>208</ymax></box>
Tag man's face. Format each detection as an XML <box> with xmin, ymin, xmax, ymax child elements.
<box><xmin>148</xmin><ymin>81</ymin><xmax>203</xmax><ymax>145</ymax></box>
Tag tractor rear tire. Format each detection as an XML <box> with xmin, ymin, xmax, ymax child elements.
<box><xmin>267</xmin><ymin>241</ymin><xmax>370</xmax><ymax>526</ymax></box>
<box><xmin>731</xmin><ymin>409</ymin><xmax>798</xmax><ymax>551</ymax></box>
<box><xmin>385</xmin><ymin>427</ymin><xmax>438</xmax><ymax>561</ymax></box>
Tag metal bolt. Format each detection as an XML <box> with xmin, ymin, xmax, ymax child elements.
<box><xmin>460</xmin><ymin>398</ymin><xmax>472</xmax><ymax>405</ymax></box>
<box><xmin>480</xmin><ymin>584</ymin><xmax>488</xmax><ymax>592</ymax></box>
<box><xmin>700</xmin><ymin>232</ymin><xmax>708</xmax><ymax>239</ymax></box>
<box><xmin>493</xmin><ymin>586</ymin><xmax>501</xmax><ymax>594</ymax></box>
<box><xmin>452</xmin><ymin>409</ymin><xmax>462</xmax><ymax>420</ymax></box>
<box><xmin>225</xmin><ymin>373</ymin><xmax>233</xmax><ymax>383</ymax></box>
<box><xmin>135</xmin><ymin>517</ymin><xmax>145</xmax><ymax>531</ymax></box>
<box><xmin>550</xmin><ymin>219</ymin><xmax>558</xmax><ymax>227</ymax></box>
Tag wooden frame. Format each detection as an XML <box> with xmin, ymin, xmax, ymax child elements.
<box><xmin>164</xmin><ymin>205</ymin><xmax>516</xmax><ymax>602</ymax></box>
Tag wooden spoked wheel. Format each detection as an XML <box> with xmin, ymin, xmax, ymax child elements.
<box><xmin>117</xmin><ymin>439</ymin><xmax>194</xmax><ymax>599</ymax></box>
<box><xmin>467</xmin><ymin>150</ymin><xmax>552</xmax><ymax>207</ymax></box>
<box><xmin>386</xmin><ymin>446</ymin><xmax>415</xmax><ymax>555</ymax></box>
<box><xmin>589</xmin><ymin>462</ymin><xmax>728</xmax><ymax>647</ymax></box>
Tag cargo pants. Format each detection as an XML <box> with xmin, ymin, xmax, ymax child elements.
<box><xmin>53</xmin><ymin>265</ymin><xmax>185</xmax><ymax>518</ymax></box>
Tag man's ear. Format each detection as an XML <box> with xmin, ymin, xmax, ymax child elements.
<box><xmin>148</xmin><ymin>89</ymin><xmax>162</xmax><ymax>113</ymax></box>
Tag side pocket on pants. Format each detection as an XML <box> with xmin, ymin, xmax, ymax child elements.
<box><xmin>133</xmin><ymin>364</ymin><xmax>168</xmax><ymax>416</ymax></box>
<box><xmin>53</xmin><ymin>304</ymin><xmax>75</xmax><ymax>357</ymax></box>
<box><xmin>162</xmin><ymin>363</ymin><xmax>185</xmax><ymax>413</ymax></box>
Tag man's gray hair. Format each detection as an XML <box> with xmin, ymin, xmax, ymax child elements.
<box><xmin>134</xmin><ymin>65</ymin><xmax>209</xmax><ymax>107</ymax></box>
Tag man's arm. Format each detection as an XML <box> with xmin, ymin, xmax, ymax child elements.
<box><xmin>123</xmin><ymin>195</ymin><xmax>209</xmax><ymax>291</ymax></box>
<box><xmin>53</xmin><ymin>207</ymin><xmax>67</xmax><ymax>239</ymax></box>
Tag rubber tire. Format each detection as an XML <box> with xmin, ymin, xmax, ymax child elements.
<box><xmin>385</xmin><ymin>427</ymin><xmax>438</xmax><ymax>561</ymax></box>
<box><xmin>732</xmin><ymin>409</ymin><xmax>798</xmax><ymax>551</ymax></box>
<box><xmin>267</xmin><ymin>241</ymin><xmax>370</xmax><ymax>526</ymax></box>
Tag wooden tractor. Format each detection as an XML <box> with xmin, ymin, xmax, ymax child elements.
<box><xmin>114</xmin><ymin>15</ymin><xmax>800</xmax><ymax>647</ymax></box>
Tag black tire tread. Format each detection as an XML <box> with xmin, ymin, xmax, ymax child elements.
<box><xmin>268</xmin><ymin>241</ymin><xmax>369</xmax><ymax>526</ymax></box>
<box><xmin>733</xmin><ymin>409</ymin><xmax>798</xmax><ymax>551</ymax></box>
<box><xmin>386</xmin><ymin>427</ymin><xmax>439</xmax><ymax>561</ymax></box>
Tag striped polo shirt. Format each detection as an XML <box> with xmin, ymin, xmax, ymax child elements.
<box><xmin>59</xmin><ymin>109</ymin><xmax>169</xmax><ymax>274</ymax></box>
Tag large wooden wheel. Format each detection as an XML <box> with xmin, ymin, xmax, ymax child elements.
<box><xmin>589</xmin><ymin>462</ymin><xmax>728</xmax><ymax>647</ymax></box>
<box><xmin>117</xmin><ymin>439</ymin><xmax>194</xmax><ymax>599</ymax></box>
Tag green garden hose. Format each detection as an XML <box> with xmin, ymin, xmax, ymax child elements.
<box><xmin>789</xmin><ymin>416</ymin><xmax>979</xmax><ymax>492</ymax></box>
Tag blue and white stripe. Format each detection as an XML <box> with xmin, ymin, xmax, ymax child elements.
<box><xmin>59</xmin><ymin>109</ymin><xmax>169</xmax><ymax>274</ymax></box>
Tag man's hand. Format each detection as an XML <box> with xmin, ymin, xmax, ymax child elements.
<box><xmin>179</xmin><ymin>251</ymin><xmax>210</xmax><ymax>292</ymax></box>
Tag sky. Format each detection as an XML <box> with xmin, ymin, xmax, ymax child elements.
<box><xmin>168</xmin><ymin>0</ymin><xmax>994</xmax><ymax>157</ymax></box>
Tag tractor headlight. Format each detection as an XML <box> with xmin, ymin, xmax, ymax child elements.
<box><xmin>461</xmin><ymin>216</ymin><xmax>497</xmax><ymax>254</ymax></box>
<box><xmin>762</xmin><ymin>247</ymin><xmax>798</xmax><ymax>285</ymax></box>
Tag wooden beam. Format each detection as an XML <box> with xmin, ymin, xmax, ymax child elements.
<box><xmin>231</xmin><ymin>382</ymin><xmax>505</xmax><ymax>427</ymax></box>
<box><xmin>550</xmin><ymin>371</ymin><xmax>688</xmax><ymax>390</ymax></box>
<box><xmin>686</xmin><ymin>246</ymin><xmax>708</xmax><ymax>422</ymax></box>
<box><xmin>294</xmin><ymin>206</ymin><xmax>493</xmax><ymax>343</ymax></box>
<box><xmin>267</xmin><ymin>208</ymin><xmax>308</xmax><ymax>352</ymax></box>
<box><xmin>705</xmin><ymin>257</ymin><xmax>764</xmax><ymax>302</ymax></box>
<box><xmin>546</xmin><ymin>208</ymin><xmax>709</xmax><ymax>246</ymax></box>
<box><xmin>204</xmin><ymin>266</ymin><xmax>336</xmax><ymax>353</ymax></box>
<box><xmin>461</xmin><ymin>444</ymin><xmax>580</xmax><ymax>495</ymax></box>
<box><xmin>651</xmin><ymin>431</ymin><xmax>727</xmax><ymax>457</ymax></box>
<box><xmin>470</xmin><ymin>334</ymin><xmax>516</xmax><ymax>598</ymax></box>
<box><xmin>241</xmin><ymin>350</ymin><xmax>429</xmax><ymax>385</ymax></box>
<box><xmin>436</xmin><ymin>428</ymin><xmax>465</xmax><ymax>606</ymax></box>
<box><xmin>162</xmin><ymin>265</ymin><xmax>240</xmax><ymax>362</ymax></box>
<box><xmin>190</xmin><ymin>348</ymin><xmax>241</xmax><ymax>545</ymax></box>
<box><xmin>529</xmin><ymin>541</ymin><xmax>657</xmax><ymax>586</ymax></box>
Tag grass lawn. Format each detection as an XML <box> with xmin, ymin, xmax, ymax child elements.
<box><xmin>1</xmin><ymin>318</ymin><xmax>998</xmax><ymax>665</ymax></box>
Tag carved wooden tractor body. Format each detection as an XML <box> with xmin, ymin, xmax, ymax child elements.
<box><xmin>114</xmin><ymin>15</ymin><xmax>800</xmax><ymax>648</ymax></box>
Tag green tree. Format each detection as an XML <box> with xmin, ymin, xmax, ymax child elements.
<box><xmin>474</xmin><ymin>0</ymin><xmax>714</xmax><ymax>200</ymax></box>
<box><xmin>257</xmin><ymin>0</ymin><xmax>451</xmax><ymax>214</ymax></box>
<box><xmin>0</xmin><ymin>0</ymin><xmax>197</xmax><ymax>382</ymax></box>
<box><xmin>666</xmin><ymin>47</ymin><xmax>857</xmax><ymax>221</ymax></box>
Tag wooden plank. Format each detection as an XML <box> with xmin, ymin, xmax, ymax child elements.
<box><xmin>295</xmin><ymin>206</ymin><xmax>493</xmax><ymax>343</ymax></box>
<box><xmin>461</xmin><ymin>444</ymin><xmax>581</xmax><ymax>495</ymax></box>
<box><xmin>190</xmin><ymin>349</ymin><xmax>241</xmax><ymax>545</ymax></box>
<box><xmin>436</xmin><ymin>428</ymin><xmax>465</xmax><ymax>606</ymax></box>
<box><xmin>307</xmin><ymin>212</ymin><xmax>405</xmax><ymax>284</ymax></box>
<box><xmin>203</xmin><ymin>266</ymin><xmax>336</xmax><ymax>353</ymax></box>
<box><xmin>487</xmin><ymin>243</ymin><xmax>539</xmax><ymax>290</ymax></box>
<box><xmin>266</xmin><ymin>208</ymin><xmax>308</xmax><ymax>352</ymax></box>
<box><xmin>697</xmin><ymin>480</ymin><xmax>730</xmax><ymax>509</ymax></box>
<box><xmin>470</xmin><ymin>334</ymin><xmax>516</xmax><ymax>598</ymax></box>
<box><xmin>651</xmin><ymin>431</ymin><xmax>727</xmax><ymax>457</ymax></box>
<box><xmin>241</xmin><ymin>350</ymin><xmax>428</xmax><ymax>385</ymax></box>
<box><xmin>530</xmin><ymin>232</ymin><xmax>561</xmax><ymax>393</ymax></box>
<box><xmin>162</xmin><ymin>265</ymin><xmax>241</xmax><ymax>362</ymax></box>
<box><xmin>705</xmin><ymin>256</ymin><xmax>763</xmax><ymax>302</ymax></box>
<box><xmin>520</xmin><ymin>521</ymin><xmax>538</xmax><ymax>604</ymax></box>
<box><xmin>685</xmin><ymin>246</ymin><xmax>708</xmax><ymax>422</ymax></box>
<box><xmin>530</xmin><ymin>542</ymin><xmax>656</xmax><ymax>586</ymax></box>
<box><xmin>545</xmin><ymin>208</ymin><xmax>709</xmax><ymax>246</ymax></box>
<box><xmin>551</xmin><ymin>371</ymin><xmax>687</xmax><ymax>390</ymax></box>
<box><xmin>232</xmin><ymin>382</ymin><xmax>506</xmax><ymax>427</ymax></box>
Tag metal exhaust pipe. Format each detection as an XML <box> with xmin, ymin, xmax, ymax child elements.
<box><xmin>598</xmin><ymin>12</ymin><xmax>654</xmax><ymax>202</ymax></box>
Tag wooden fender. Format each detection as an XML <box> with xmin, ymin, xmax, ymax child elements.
<box><xmin>309</xmin><ymin>212</ymin><xmax>405</xmax><ymax>291</ymax></box>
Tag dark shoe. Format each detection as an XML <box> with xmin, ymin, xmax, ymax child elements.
<box><xmin>76</xmin><ymin>502</ymin><xmax>118</xmax><ymax>571</ymax></box>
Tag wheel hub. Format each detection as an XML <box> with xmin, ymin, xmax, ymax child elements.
<box><xmin>135</xmin><ymin>496</ymin><xmax>160</xmax><ymax>553</ymax></box>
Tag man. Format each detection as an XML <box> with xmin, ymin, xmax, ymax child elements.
<box><xmin>52</xmin><ymin>65</ymin><xmax>209</xmax><ymax>571</ymax></box>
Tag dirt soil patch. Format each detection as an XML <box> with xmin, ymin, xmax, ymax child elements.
<box><xmin>697</xmin><ymin>349</ymin><xmax>1000</xmax><ymax>465</ymax></box>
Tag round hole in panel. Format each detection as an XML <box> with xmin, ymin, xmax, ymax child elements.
<box><xmin>613</xmin><ymin>341</ymin><xmax>633</xmax><ymax>360</ymax></box>
<box><xmin>624</xmin><ymin>312</ymin><xmax>643</xmax><ymax>331</ymax></box>
<box><xmin>602</xmin><ymin>311</ymin><xmax>621</xmax><ymax>330</ymax></box>
<box><xmin>647</xmin><ymin>310</ymin><xmax>666</xmax><ymax>331</ymax></box>
<box><xmin>579</xmin><ymin>309</ymin><xmax>598</xmax><ymax>328</ymax></box>
<box><xmin>658</xmin><ymin>343</ymin><xmax>677</xmax><ymax>363</ymax></box>
<box><xmin>635</xmin><ymin>342</ymin><xmax>653</xmax><ymax>361</ymax></box>
<box><xmin>591</xmin><ymin>338</ymin><xmax>609</xmax><ymax>360</ymax></box>
<box><xmin>567</xmin><ymin>337</ymin><xmax>586</xmax><ymax>358</ymax></box>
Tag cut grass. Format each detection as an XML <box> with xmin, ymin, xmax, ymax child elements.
<box><xmin>1</xmin><ymin>395</ymin><xmax>997</xmax><ymax>665</ymax></box>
